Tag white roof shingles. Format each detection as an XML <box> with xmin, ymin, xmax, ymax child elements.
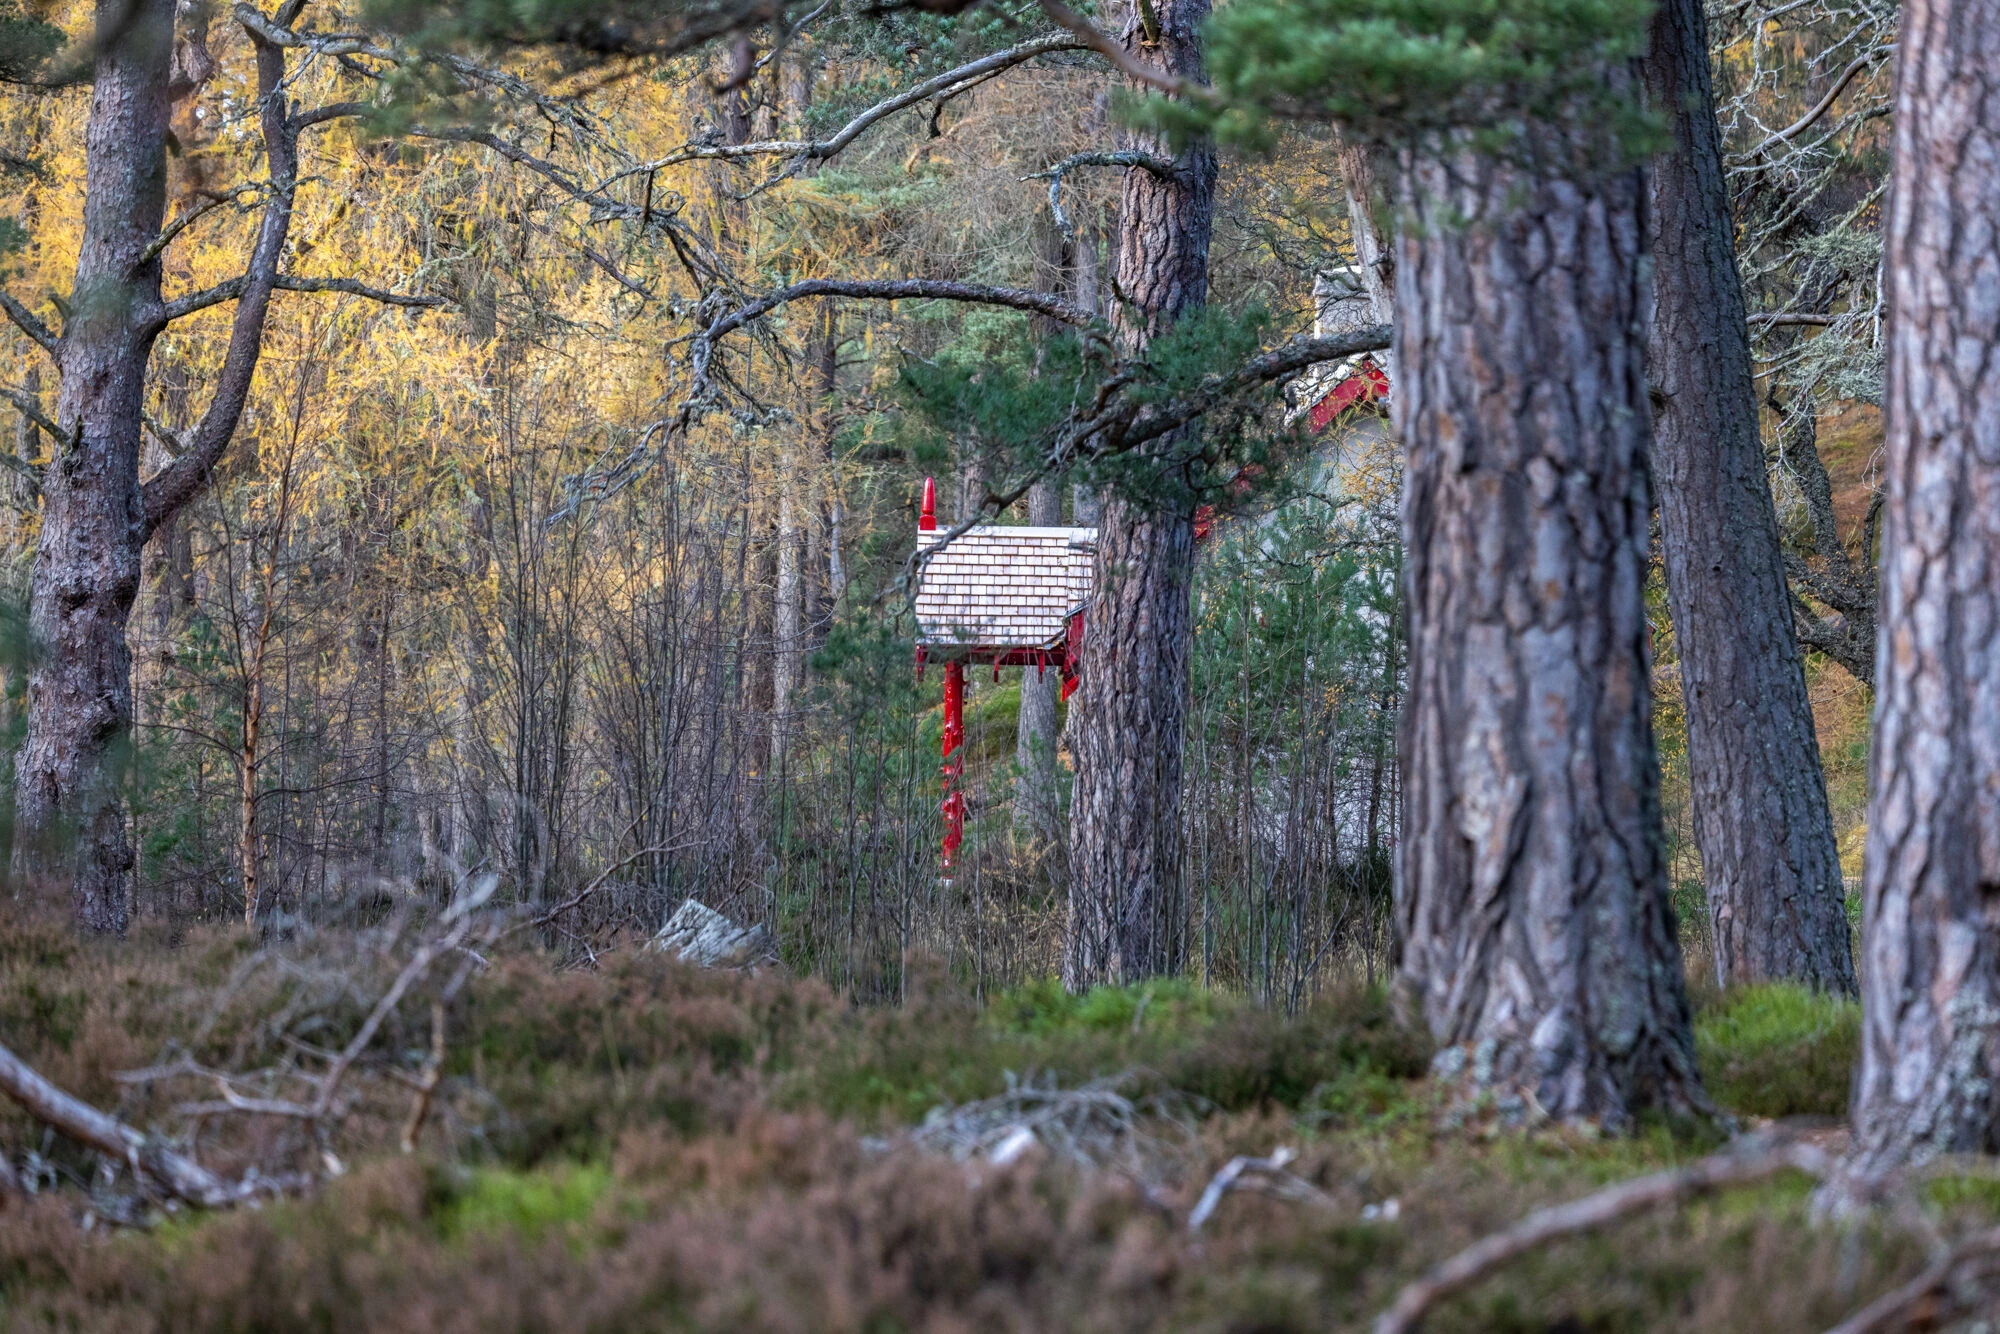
<box><xmin>914</xmin><ymin>525</ymin><xmax>1097</xmax><ymax>653</ymax></box>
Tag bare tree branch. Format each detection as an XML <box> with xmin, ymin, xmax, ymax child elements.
<box><xmin>1035</xmin><ymin>0</ymin><xmax>1210</xmax><ymax>101</ymax></box>
<box><xmin>139</xmin><ymin>9</ymin><xmax>306</xmax><ymax>540</ymax></box>
<box><xmin>160</xmin><ymin>272</ymin><xmax>448</xmax><ymax>324</ymax></box>
<box><xmin>1025</xmin><ymin>150</ymin><xmax>1177</xmax><ymax>182</ymax></box>
<box><xmin>1732</xmin><ymin>47</ymin><xmax>1889</xmax><ymax>163</ymax></box>
<box><xmin>618</xmin><ymin>33</ymin><xmax>1088</xmax><ymax>178</ymax></box>
<box><xmin>702</xmin><ymin>277</ymin><xmax>1099</xmax><ymax>346</ymax></box>
<box><xmin>289</xmin><ymin>100</ymin><xmax>373</xmax><ymax>131</ymax></box>
<box><xmin>0</xmin><ymin>291</ymin><xmax>58</xmax><ymax>357</ymax></box>
<box><xmin>230</xmin><ymin>5</ymin><xmax>395</xmax><ymax>61</ymax></box>
<box><xmin>137</xmin><ymin>184</ymin><xmax>267</xmax><ymax>270</ymax></box>
<box><xmin>1108</xmin><ymin>326</ymin><xmax>1393</xmax><ymax>454</ymax></box>
<box><xmin>524</xmin><ymin>841</ymin><xmax>695</xmax><ymax>929</ymax></box>
<box><xmin>1823</xmin><ymin>1227</ymin><xmax>2000</xmax><ymax>1334</ymax></box>
<box><xmin>0</xmin><ymin>383</ymin><xmax>58</xmax><ymax>444</ymax></box>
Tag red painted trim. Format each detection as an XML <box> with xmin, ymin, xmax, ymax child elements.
<box><xmin>941</xmin><ymin>659</ymin><xmax>965</xmax><ymax>872</ymax></box>
<box><xmin>1308</xmin><ymin>356</ymin><xmax>1390</xmax><ymax>431</ymax></box>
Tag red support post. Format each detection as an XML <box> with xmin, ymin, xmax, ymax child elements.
<box><xmin>941</xmin><ymin>658</ymin><xmax>966</xmax><ymax>875</ymax></box>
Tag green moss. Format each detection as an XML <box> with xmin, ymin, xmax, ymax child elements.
<box><xmin>986</xmin><ymin>977</ymin><xmax>1228</xmax><ymax>1038</ymax></box>
<box><xmin>1302</xmin><ymin>1061</ymin><xmax>1429</xmax><ymax>1130</ymax></box>
<box><xmin>436</xmin><ymin>1163</ymin><xmax>613</xmax><ymax>1243</ymax></box>
<box><xmin>1696</xmin><ymin>984</ymin><xmax>1858</xmax><ymax>1119</ymax></box>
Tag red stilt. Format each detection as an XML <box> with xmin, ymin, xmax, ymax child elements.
<box><xmin>941</xmin><ymin>658</ymin><xmax>965</xmax><ymax>875</ymax></box>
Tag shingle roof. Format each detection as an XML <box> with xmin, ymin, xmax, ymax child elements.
<box><xmin>914</xmin><ymin>525</ymin><xmax>1097</xmax><ymax>652</ymax></box>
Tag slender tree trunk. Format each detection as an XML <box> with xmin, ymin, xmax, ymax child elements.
<box><xmin>1642</xmin><ymin>0</ymin><xmax>1855</xmax><ymax>996</ymax></box>
<box><xmin>1845</xmin><ymin>0</ymin><xmax>2000</xmax><ymax>1178</ymax></box>
<box><xmin>812</xmin><ymin>306</ymin><xmax>844</xmax><ymax>622</ymax></box>
<box><xmin>1016</xmin><ymin>210</ymin><xmax>1070</xmax><ymax>844</ymax></box>
<box><xmin>239</xmin><ymin>628</ymin><xmax>267</xmax><ymax>927</ymax></box>
<box><xmin>771</xmin><ymin>461</ymin><xmax>802</xmax><ymax>761</ymax></box>
<box><xmin>1070</xmin><ymin>226</ymin><xmax>1104</xmax><ymax>529</ymax></box>
<box><xmin>1393</xmin><ymin>136</ymin><xmax>1707</xmax><ymax>1124</ymax></box>
<box><xmin>1065</xmin><ymin>0</ymin><xmax>1216</xmax><ymax>989</ymax></box>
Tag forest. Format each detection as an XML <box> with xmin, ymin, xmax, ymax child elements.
<box><xmin>0</xmin><ymin>0</ymin><xmax>1992</xmax><ymax>1325</ymax></box>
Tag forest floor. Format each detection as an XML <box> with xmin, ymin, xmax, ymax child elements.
<box><xmin>0</xmin><ymin>906</ymin><xmax>1987</xmax><ymax>1333</ymax></box>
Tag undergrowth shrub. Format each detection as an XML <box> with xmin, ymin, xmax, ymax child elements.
<box><xmin>788</xmin><ymin>973</ymin><xmax>1429</xmax><ymax>1125</ymax></box>
<box><xmin>0</xmin><ymin>907</ymin><xmax>1974</xmax><ymax>1334</ymax></box>
<box><xmin>1695</xmin><ymin>983</ymin><xmax>1859</xmax><ymax>1118</ymax></box>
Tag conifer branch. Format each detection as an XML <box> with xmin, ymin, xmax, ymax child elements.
<box><xmin>699</xmin><ymin>278</ymin><xmax>1100</xmax><ymax>345</ymax></box>
<box><xmin>1025</xmin><ymin>150</ymin><xmax>1178</xmax><ymax>181</ymax></box>
<box><xmin>0</xmin><ymin>291</ymin><xmax>58</xmax><ymax>357</ymax></box>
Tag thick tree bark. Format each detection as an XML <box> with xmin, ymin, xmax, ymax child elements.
<box><xmin>1642</xmin><ymin>0</ymin><xmax>1856</xmax><ymax>995</ymax></box>
<box><xmin>15</xmin><ymin>0</ymin><xmax>297</xmax><ymax>930</ymax></box>
<box><xmin>1337</xmin><ymin>141</ymin><xmax>1395</xmax><ymax>327</ymax></box>
<box><xmin>1064</xmin><ymin>0</ymin><xmax>1215</xmax><ymax>988</ymax></box>
<box><xmin>1393</xmin><ymin>140</ymin><xmax>1707</xmax><ymax>1124</ymax></box>
<box><xmin>13</xmin><ymin>0</ymin><xmax>178</xmax><ymax>929</ymax></box>
<box><xmin>1846</xmin><ymin>0</ymin><xmax>2000</xmax><ymax>1177</ymax></box>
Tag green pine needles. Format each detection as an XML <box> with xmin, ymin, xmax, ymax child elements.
<box><xmin>894</xmin><ymin>305</ymin><xmax>1316</xmax><ymax>517</ymax></box>
<box><xmin>1138</xmin><ymin>0</ymin><xmax>1661</xmax><ymax>166</ymax></box>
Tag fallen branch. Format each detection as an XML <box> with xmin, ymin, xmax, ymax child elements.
<box><xmin>1187</xmin><ymin>1145</ymin><xmax>1335</xmax><ymax>1233</ymax></box>
<box><xmin>0</xmin><ymin>1039</ymin><xmax>304</xmax><ymax>1208</ymax></box>
<box><xmin>896</xmin><ymin>1071</ymin><xmax>1204</xmax><ymax>1190</ymax></box>
<box><xmin>1822</xmin><ymin>1225</ymin><xmax>2000</xmax><ymax>1334</ymax></box>
<box><xmin>1373</xmin><ymin>1140</ymin><xmax>1832</xmax><ymax>1334</ymax></box>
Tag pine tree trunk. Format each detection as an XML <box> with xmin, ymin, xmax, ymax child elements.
<box><xmin>16</xmin><ymin>0</ymin><xmax>296</xmax><ymax>931</ymax></box>
<box><xmin>1642</xmin><ymin>0</ymin><xmax>1855</xmax><ymax>996</ymax></box>
<box><xmin>771</xmin><ymin>467</ymin><xmax>802</xmax><ymax>761</ymax></box>
<box><xmin>1065</xmin><ymin>0</ymin><xmax>1216</xmax><ymax>989</ymax></box>
<box><xmin>1393</xmin><ymin>141</ymin><xmax>1707</xmax><ymax>1125</ymax></box>
<box><xmin>1846</xmin><ymin>0</ymin><xmax>2000</xmax><ymax>1176</ymax></box>
<box><xmin>14</xmin><ymin>0</ymin><xmax>177</xmax><ymax>930</ymax></box>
